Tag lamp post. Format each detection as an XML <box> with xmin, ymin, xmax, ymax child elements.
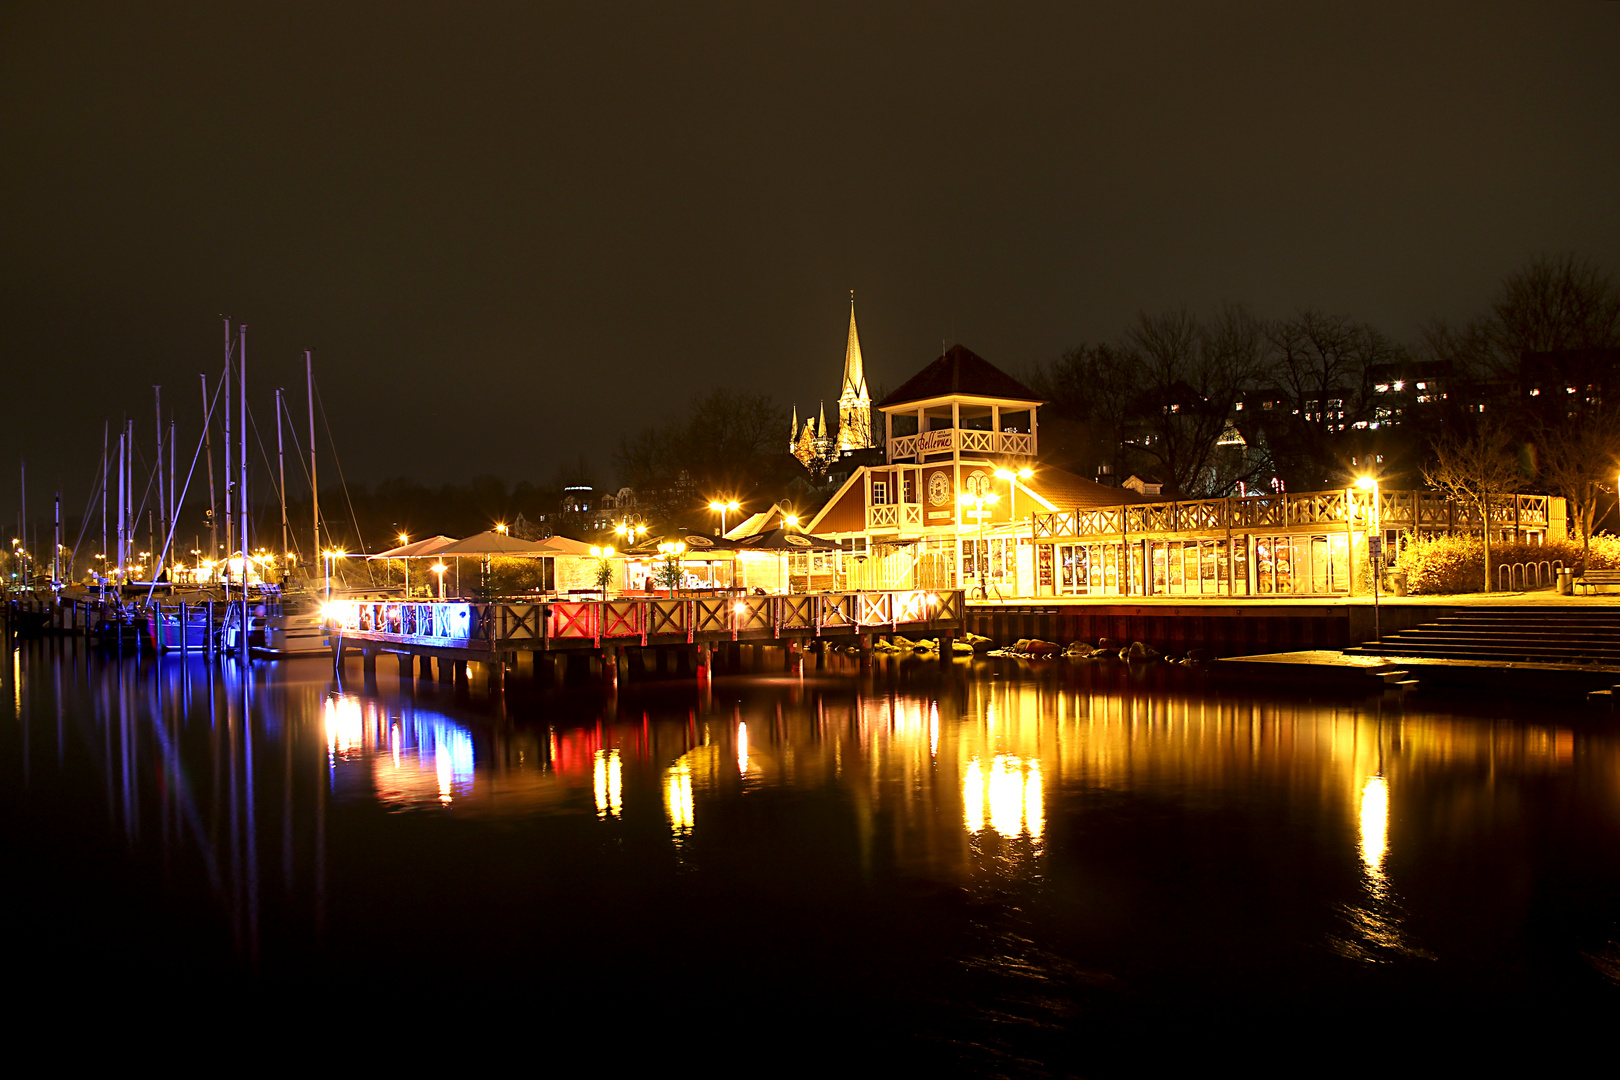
<box><xmin>1357</xmin><ymin>475</ymin><xmax>1380</xmax><ymax>645</ymax></box>
<box><xmin>324</xmin><ymin>548</ymin><xmax>347</xmax><ymax>600</ymax></box>
<box><xmin>708</xmin><ymin>500</ymin><xmax>740</xmax><ymax>537</ymax></box>
<box><xmin>994</xmin><ymin>467</ymin><xmax>1034</xmax><ymax>594</ymax></box>
<box><xmin>992</xmin><ymin>466</ymin><xmax>1034</xmax><ymax>522</ymax></box>
<box><xmin>959</xmin><ymin>492</ymin><xmax>1000</xmax><ymax>598</ymax></box>
<box><xmin>431</xmin><ymin>561</ymin><xmax>447</xmax><ymax>600</ymax></box>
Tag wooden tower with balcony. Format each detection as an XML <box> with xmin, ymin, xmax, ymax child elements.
<box><xmin>876</xmin><ymin>344</ymin><xmax>1042</xmax><ymax>529</ymax></box>
<box><xmin>806</xmin><ymin>344</ymin><xmax>1054</xmax><ymax>590</ymax></box>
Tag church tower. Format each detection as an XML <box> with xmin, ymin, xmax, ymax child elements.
<box><xmin>837</xmin><ymin>292</ymin><xmax>873</xmax><ymax>452</ymax></box>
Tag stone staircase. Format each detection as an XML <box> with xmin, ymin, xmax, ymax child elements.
<box><xmin>1343</xmin><ymin>607</ymin><xmax>1620</xmax><ymax>665</ymax></box>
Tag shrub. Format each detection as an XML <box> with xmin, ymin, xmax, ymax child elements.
<box><xmin>1391</xmin><ymin>534</ymin><xmax>1589</xmax><ymax>594</ymax></box>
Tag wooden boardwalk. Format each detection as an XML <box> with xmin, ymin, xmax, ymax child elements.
<box><xmin>326</xmin><ymin>589</ymin><xmax>967</xmax><ymax>684</ymax></box>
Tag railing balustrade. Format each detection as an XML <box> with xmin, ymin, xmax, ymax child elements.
<box><xmin>1035</xmin><ymin>489</ymin><xmax>1556</xmax><ymax>541</ymax></box>
<box><xmin>325</xmin><ymin>589</ymin><xmax>965</xmax><ymax>648</ymax></box>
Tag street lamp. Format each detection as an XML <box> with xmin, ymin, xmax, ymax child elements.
<box><xmin>430</xmin><ymin>561</ymin><xmax>448</xmax><ymax>600</ymax></box>
<box><xmin>614</xmin><ymin>520</ymin><xmax>648</xmax><ymax>544</ymax></box>
<box><xmin>324</xmin><ymin>548</ymin><xmax>347</xmax><ymax>599</ymax></box>
<box><xmin>495</xmin><ymin>522</ymin><xmax>509</xmax><ymax>534</ymax></box>
<box><xmin>589</xmin><ymin>544</ymin><xmax>616</xmax><ymax>599</ymax></box>
<box><xmin>1357</xmin><ymin>475</ymin><xmax>1381</xmax><ymax>644</ymax></box>
<box><xmin>993</xmin><ymin>466</ymin><xmax>1035</xmax><ymax>521</ymax></box>
<box><xmin>959</xmin><ymin>491</ymin><xmax>1000</xmax><ymax>598</ymax></box>
<box><xmin>708</xmin><ymin>500</ymin><xmax>741</xmax><ymax>537</ymax></box>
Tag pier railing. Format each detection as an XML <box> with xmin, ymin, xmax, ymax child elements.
<box><xmin>326</xmin><ymin>589</ymin><xmax>965</xmax><ymax>650</ymax></box>
<box><xmin>1033</xmin><ymin>489</ymin><xmax>1554</xmax><ymax>541</ymax></box>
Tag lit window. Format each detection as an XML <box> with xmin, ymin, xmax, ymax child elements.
<box><xmin>1416</xmin><ymin>382</ymin><xmax>1427</xmax><ymax>390</ymax></box>
<box><xmin>1375</xmin><ymin>384</ymin><xmax>1390</xmax><ymax>393</ymax></box>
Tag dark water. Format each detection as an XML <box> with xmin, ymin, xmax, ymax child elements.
<box><xmin>4</xmin><ymin>638</ymin><xmax>1618</xmax><ymax>1070</ymax></box>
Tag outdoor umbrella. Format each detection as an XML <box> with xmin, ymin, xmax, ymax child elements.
<box><xmin>365</xmin><ymin>535</ymin><xmax>459</xmax><ymax>598</ymax></box>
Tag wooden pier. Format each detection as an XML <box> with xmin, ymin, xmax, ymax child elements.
<box><xmin>325</xmin><ymin>589</ymin><xmax>967</xmax><ymax>684</ymax></box>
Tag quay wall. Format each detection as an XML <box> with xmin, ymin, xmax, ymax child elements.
<box><xmin>968</xmin><ymin>601</ymin><xmax>1438</xmax><ymax>658</ymax></box>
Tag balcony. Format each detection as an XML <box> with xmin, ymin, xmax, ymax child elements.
<box><xmin>866</xmin><ymin>503</ymin><xmax>923</xmax><ymax>532</ymax></box>
<box><xmin>888</xmin><ymin>429</ymin><xmax>1035</xmax><ymax>461</ymax></box>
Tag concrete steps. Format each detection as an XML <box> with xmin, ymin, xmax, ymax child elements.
<box><xmin>1344</xmin><ymin>606</ymin><xmax>1620</xmax><ymax>663</ymax></box>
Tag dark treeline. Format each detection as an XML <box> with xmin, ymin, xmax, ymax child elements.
<box><xmin>612</xmin><ymin>388</ymin><xmax>803</xmax><ymax>523</ymax></box>
<box><xmin>1029</xmin><ymin>255</ymin><xmax>1620</xmax><ymax>526</ymax></box>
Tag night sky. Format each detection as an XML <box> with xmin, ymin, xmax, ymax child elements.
<box><xmin>3</xmin><ymin>3</ymin><xmax>1617</xmax><ymax>518</ymax></box>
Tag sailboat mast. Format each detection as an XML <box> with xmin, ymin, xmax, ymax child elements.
<box><xmin>276</xmin><ymin>387</ymin><xmax>288</xmax><ymax>577</ymax></box>
<box><xmin>238</xmin><ymin>325</ymin><xmax>248</xmax><ymax>601</ymax></box>
<box><xmin>223</xmin><ymin>321</ymin><xmax>234</xmax><ymax>579</ymax></box>
<box><xmin>18</xmin><ymin>460</ymin><xmax>25</xmax><ymax>583</ymax></box>
<box><xmin>53</xmin><ymin>491</ymin><xmax>59</xmax><ymax>585</ymax></box>
<box><xmin>116</xmin><ymin>434</ymin><xmax>125</xmax><ymax>581</ymax></box>
<box><xmin>201</xmin><ymin>373</ymin><xmax>217</xmax><ymax>566</ymax></box>
<box><xmin>153</xmin><ymin>386</ymin><xmax>164</xmax><ymax>578</ymax></box>
<box><xmin>168</xmin><ymin>419</ymin><xmax>175</xmax><ymax>562</ymax></box>
<box><xmin>307</xmin><ymin>350</ymin><xmax>318</xmax><ymax>585</ymax></box>
<box><xmin>125</xmin><ymin>419</ymin><xmax>135</xmax><ymax>578</ymax></box>
<box><xmin>101</xmin><ymin>421</ymin><xmax>108</xmax><ymax>591</ymax></box>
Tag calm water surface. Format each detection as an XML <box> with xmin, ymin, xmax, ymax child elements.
<box><xmin>4</xmin><ymin>638</ymin><xmax>1617</xmax><ymax>1070</ymax></box>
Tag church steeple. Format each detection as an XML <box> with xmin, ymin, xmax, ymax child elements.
<box><xmin>841</xmin><ymin>291</ymin><xmax>867</xmax><ymax>401</ymax></box>
<box><xmin>837</xmin><ymin>290</ymin><xmax>873</xmax><ymax>451</ymax></box>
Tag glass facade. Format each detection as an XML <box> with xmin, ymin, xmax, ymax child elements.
<box><xmin>1045</xmin><ymin>533</ymin><xmax>1357</xmax><ymax>597</ymax></box>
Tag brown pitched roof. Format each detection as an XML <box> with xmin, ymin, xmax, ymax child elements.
<box><xmin>877</xmin><ymin>344</ymin><xmax>1043</xmax><ymax>408</ymax></box>
<box><xmin>1023</xmin><ymin>467</ymin><xmax>1149</xmax><ymax>511</ymax></box>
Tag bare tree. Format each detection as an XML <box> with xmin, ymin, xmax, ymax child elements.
<box><xmin>1123</xmin><ymin>305</ymin><xmax>1267</xmax><ymax>496</ymax></box>
<box><xmin>1488</xmin><ymin>253</ymin><xmax>1620</xmax><ymax>361</ymax></box>
<box><xmin>1535</xmin><ymin>410</ymin><xmax>1620</xmax><ymax>572</ymax></box>
<box><xmin>1261</xmin><ymin>311</ymin><xmax>1402</xmax><ymax>488</ymax></box>
<box><xmin>1423</xmin><ymin>422</ymin><xmax>1526</xmax><ymax>592</ymax></box>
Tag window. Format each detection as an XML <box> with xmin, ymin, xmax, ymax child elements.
<box><xmin>871</xmin><ymin>479</ymin><xmax>888</xmax><ymax>505</ymax></box>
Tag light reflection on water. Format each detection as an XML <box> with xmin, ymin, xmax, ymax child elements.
<box><xmin>4</xmin><ymin>638</ymin><xmax>1619</xmax><ymax>1052</ymax></box>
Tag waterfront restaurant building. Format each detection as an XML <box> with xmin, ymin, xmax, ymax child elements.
<box><xmin>804</xmin><ymin>345</ymin><xmax>1567</xmax><ymax>599</ymax></box>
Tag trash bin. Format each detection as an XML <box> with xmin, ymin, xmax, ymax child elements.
<box><xmin>1391</xmin><ymin>571</ymin><xmax>1408</xmax><ymax>597</ymax></box>
<box><xmin>1557</xmin><ymin>567</ymin><xmax>1574</xmax><ymax>596</ymax></box>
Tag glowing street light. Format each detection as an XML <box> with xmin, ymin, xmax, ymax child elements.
<box><xmin>323</xmin><ymin>548</ymin><xmax>348</xmax><ymax>599</ymax></box>
<box><xmin>494</xmin><ymin>522</ymin><xmax>509</xmax><ymax>535</ymax></box>
<box><xmin>959</xmin><ymin>491</ymin><xmax>1000</xmax><ymax>599</ymax></box>
<box><xmin>614</xmin><ymin>520</ymin><xmax>648</xmax><ymax>544</ymax></box>
<box><xmin>708</xmin><ymin>499</ymin><xmax>741</xmax><ymax>537</ymax></box>
<box><xmin>1356</xmin><ymin>475</ymin><xmax>1381</xmax><ymax>643</ymax></box>
<box><xmin>430</xmin><ymin>561</ymin><xmax>448</xmax><ymax>600</ymax></box>
<box><xmin>993</xmin><ymin>466</ymin><xmax>1035</xmax><ymax>522</ymax></box>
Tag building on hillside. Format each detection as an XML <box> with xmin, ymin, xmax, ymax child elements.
<box><xmin>792</xmin><ymin>293</ymin><xmax>876</xmax><ymax>476</ymax></box>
